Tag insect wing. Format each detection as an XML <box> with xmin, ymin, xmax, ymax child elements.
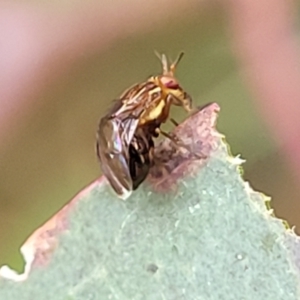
<box><xmin>129</xmin><ymin>133</ymin><xmax>154</xmax><ymax>190</ymax></box>
<box><xmin>97</xmin><ymin>116</ymin><xmax>139</xmax><ymax>199</ymax></box>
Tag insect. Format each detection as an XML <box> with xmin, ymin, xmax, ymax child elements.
<box><xmin>96</xmin><ymin>52</ymin><xmax>193</xmax><ymax>199</ymax></box>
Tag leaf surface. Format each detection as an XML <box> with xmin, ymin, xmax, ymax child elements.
<box><xmin>1</xmin><ymin>103</ymin><xmax>299</xmax><ymax>300</ymax></box>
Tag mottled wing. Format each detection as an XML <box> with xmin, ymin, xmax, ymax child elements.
<box><xmin>129</xmin><ymin>130</ymin><xmax>154</xmax><ymax>190</ymax></box>
<box><xmin>96</xmin><ymin>81</ymin><xmax>159</xmax><ymax>198</ymax></box>
<box><xmin>97</xmin><ymin>116</ymin><xmax>139</xmax><ymax>199</ymax></box>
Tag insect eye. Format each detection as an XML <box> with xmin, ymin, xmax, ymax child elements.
<box><xmin>164</xmin><ymin>80</ymin><xmax>179</xmax><ymax>89</ymax></box>
<box><xmin>160</xmin><ymin>76</ymin><xmax>180</xmax><ymax>89</ymax></box>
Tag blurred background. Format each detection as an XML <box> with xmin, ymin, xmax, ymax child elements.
<box><xmin>1</xmin><ymin>0</ymin><xmax>300</xmax><ymax>271</ymax></box>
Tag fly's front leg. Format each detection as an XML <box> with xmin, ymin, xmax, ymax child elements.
<box><xmin>155</xmin><ymin>128</ymin><xmax>202</xmax><ymax>159</ymax></box>
<box><xmin>168</xmin><ymin>93</ymin><xmax>193</xmax><ymax>114</ymax></box>
<box><xmin>170</xmin><ymin>118</ymin><xmax>179</xmax><ymax>127</ymax></box>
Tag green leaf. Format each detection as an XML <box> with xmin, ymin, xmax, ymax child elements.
<box><xmin>0</xmin><ymin>103</ymin><xmax>299</xmax><ymax>300</ymax></box>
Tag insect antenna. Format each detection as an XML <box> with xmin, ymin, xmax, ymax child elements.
<box><xmin>154</xmin><ymin>50</ymin><xmax>169</xmax><ymax>75</ymax></box>
<box><xmin>154</xmin><ymin>51</ymin><xmax>185</xmax><ymax>75</ymax></box>
<box><xmin>170</xmin><ymin>52</ymin><xmax>184</xmax><ymax>74</ymax></box>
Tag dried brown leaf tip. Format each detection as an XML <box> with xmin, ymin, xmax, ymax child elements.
<box><xmin>148</xmin><ymin>102</ymin><xmax>221</xmax><ymax>193</ymax></box>
<box><xmin>0</xmin><ymin>178</ymin><xmax>103</xmax><ymax>282</ymax></box>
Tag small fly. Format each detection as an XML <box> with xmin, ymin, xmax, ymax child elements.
<box><xmin>96</xmin><ymin>52</ymin><xmax>193</xmax><ymax>199</ymax></box>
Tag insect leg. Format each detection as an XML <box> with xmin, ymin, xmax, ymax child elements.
<box><xmin>155</xmin><ymin>128</ymin><xmax>202</xmax><ymax>159</ymax></box>
<box><xmin>170</xmin><ymin>118</ymin><xmax>179</xmax><ymax>127</ymax></box>
<box><xmin>167</xmin><ymin>93</ymin><xmax>193</xmax><ymax>114</ymax></box>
